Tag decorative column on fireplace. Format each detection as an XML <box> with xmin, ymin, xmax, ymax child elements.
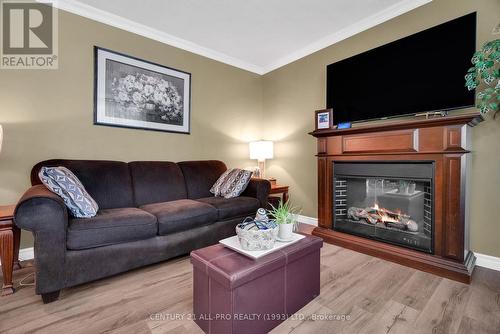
<box><xmin>310</xmin><ymin>112</ymin><xmax>483</xmax><ymax>283</ymax></box>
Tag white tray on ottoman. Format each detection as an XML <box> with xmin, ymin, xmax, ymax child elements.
<box><xmin>219</xmin><ymin>232</ymin><xmax>305</xmax><ymax>259</ymax></box>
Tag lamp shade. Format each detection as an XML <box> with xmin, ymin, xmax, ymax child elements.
<box><xmin>249</xmin><ymin>140</ymin><xmax>273</xmax><ymax>161</ymax></box>
<box><xmin>0</xmin><ymin>125</ymin><xmax>3</xmax><ymax>154</ymax></box>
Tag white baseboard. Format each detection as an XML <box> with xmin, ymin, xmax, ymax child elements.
<box><xmin>0</xmin><ymin>247</ymin><xmax>34</xmax><ymax>266</ymax></box>
<box><xmin>6</xmin><ymin>244</ymin><xmax>500</xmax><ymax>273</ymax></box>
<box><xmin>297</xmin><ymin>215</ymin><xmax>318</xmax><ymax>226</ymax></box>
<box><xmin>19</xmin><ymin>247</ymin><xmax>34</xmax><ymax>261</ymax></box>
<box><xmin>474</xmin><ymin>252</ymin><xmax>500</xmax><ymax>272</ymax></box>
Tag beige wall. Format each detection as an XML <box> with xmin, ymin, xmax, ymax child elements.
<box><xmin>2</xmin><ymin>0</ymin><xmax>500</xmax><ymax>257</ymax></box>
<box><xmin>263</xmin><ymin>0</ymin><xmax>500</xmax><ymax>257</ymax></box>
<box><xmin>0</xmin><ymin>10</ymin><xmax>264</xmax><ymax>248</ymax></box>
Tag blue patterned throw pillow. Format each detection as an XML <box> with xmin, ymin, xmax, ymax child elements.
<box><xmin>210</xmin><ymin>168</ymin><xmax>253</xmax><ymax>199</ymax></box>
<box><xmin>210</xmin><ymin>169</ymin><xmax>232</xmax><ymax>196</ymax></box>
<box><xmin>39</xmin><ymin>166</ymin><xmax>99</xmax><ymax>218</ymax></box>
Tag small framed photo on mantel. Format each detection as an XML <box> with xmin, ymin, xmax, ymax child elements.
<box><xmin>315</xmin><ymin>108</ymin><xmax>334</xmax><ymax>130</ymax></box>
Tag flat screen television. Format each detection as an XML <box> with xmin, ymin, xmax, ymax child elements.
<box><xmin>326</xmin><ymin>12</ymin><xmax>476</xmax><ymax>125</ymax></box>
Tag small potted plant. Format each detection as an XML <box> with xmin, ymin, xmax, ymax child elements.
<box><xmin>268</xmin><ymin>200</ymin><xmax>301</xmax><ymax>241</ymax></box>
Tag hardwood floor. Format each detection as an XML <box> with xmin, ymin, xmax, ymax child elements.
<box><xmin>1</xmin><ymin>237</ymin><xmax>499</xmax><ymax>333</ymax></box>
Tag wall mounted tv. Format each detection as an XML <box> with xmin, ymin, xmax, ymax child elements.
<box><xmin>326</xmin><ymin>12</ymin><xmax>476</xmax><ymax>125</ymax></box>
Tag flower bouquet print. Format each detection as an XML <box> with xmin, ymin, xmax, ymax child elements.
<box><xmin>111</xmin><ymin>73</ymin><xmax>183</xmax><ymax>124</ymax></box>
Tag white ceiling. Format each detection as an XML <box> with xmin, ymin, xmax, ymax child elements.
<box><xmin>57</xmin><ymin>0</ymin><xmax>431</xmax><ymax>74</ymax></box>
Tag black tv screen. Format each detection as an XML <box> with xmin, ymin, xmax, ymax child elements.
<box><xmin>326</xmin><ymin>13</ymin><xmax>476</xmax><ymax>125</ymax></box>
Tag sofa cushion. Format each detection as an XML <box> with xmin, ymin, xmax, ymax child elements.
<box><xmin>197</xmin><ymin>196</ymin><xmax>260</xmax><ymax>220</ymax></box>
<box><xmin>31</xmin><ymin>160</ymin><xmax>135</xmax><ymax>209</ymax></box>
<box><xmin>129</xmin><ymin>161</ymin><xmax>187</xmax><ymax>206</ymax></box>
<box><xmin>140</xmin><ymin>199</ymin><xmax>217</xmax><ymax>235</ymax></box>
<box><xmin>67</xmin><ymin>208</ymin><xmax>157</xmax><ymax>250</ymax></box>
<box><xmin>178</xmin><ymin>160</ymin><xmax>227</xmax><ymax>199</ymax></box>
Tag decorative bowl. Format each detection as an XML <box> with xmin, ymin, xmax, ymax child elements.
<box><xmin>236</xmin><ymin>220</ymin><xmax>278</xmax><ymax>251</ymax></box>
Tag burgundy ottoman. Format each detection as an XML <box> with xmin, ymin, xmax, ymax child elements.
<box><xmin>190</xmin><ymin>234</ymin><xmax>323</xmax><ymax>334</ymax></box>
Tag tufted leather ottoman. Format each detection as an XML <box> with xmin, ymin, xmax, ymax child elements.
<box><xmin>190</xmin><ymin>234</ymin><xmax>323</xmax><ymax>334</ymax></box>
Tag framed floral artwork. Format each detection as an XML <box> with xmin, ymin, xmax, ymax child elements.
<box><xmin>94</xmin><ymin>47</ymin><xmax>191</xmax><ymax>134</ymax></box>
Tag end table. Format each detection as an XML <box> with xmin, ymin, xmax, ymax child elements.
<box><xmin>0</xmin><ymin>205</ymin><xmax>21</xmax><ymax>296</ymax></box>
<box><xmin>268</xmin><ymin>184</ymin><xmax>289</xmax><ymax>208</ymax></box>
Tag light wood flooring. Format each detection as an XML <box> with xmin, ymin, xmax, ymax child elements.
<box><xmin>1</xmin><ymin>239</ymin><xmax>499</xmax><ymax>333</ymax></box>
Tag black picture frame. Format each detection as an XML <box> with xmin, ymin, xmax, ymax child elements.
<box><xmin>94</xmin><ymin>46</ymin><xmax>192</xmax><ymax>134</ymax></box>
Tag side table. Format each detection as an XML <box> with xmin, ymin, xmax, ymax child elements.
<box><xmin>268</xmin><ymin>184</ymin><xmax>289</xmax><ymax>208</ymax></box>
<box><xmin>0</xmin><ymin>205</ymin><xmax>21</xmax><ymax>296</ymax></box>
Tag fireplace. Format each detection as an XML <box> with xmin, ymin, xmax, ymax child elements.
<box><xmin>333</xmin><ymin>162</ymin><xmax>433</xmax><ymax>253</ymax></box>
<box><xmin>310</xmin><ymin>112</ymin><xmax>483</xmax><ymax>283</ymax></box>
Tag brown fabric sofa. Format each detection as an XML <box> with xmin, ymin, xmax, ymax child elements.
<box><xmin>14</xmin><ymin>159</ymin><xmax>270</xmax><ymax>303</ymax></box>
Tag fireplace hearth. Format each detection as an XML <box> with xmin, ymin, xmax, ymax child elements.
<box><xmin>310</xmin><ymin>112</ymin><xmax>483</xmax><ymax>283</ymax></box>
<box><xmin>333</xmin><ymin>162</ymin><xmax>433</xmax><ymax>253</ymax></box>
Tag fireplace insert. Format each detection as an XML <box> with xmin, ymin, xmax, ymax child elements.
<box><xmin>333</xmin><ymin>162</ymin><xmax>434</xmax><ymax>253</ymax></box>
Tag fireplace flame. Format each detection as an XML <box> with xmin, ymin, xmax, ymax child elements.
<box><xmin>347</xmin><ymin>203</ymin><xmax>417</xmax><ymax>232</ymax></box>
<box><xmin>372</xmin><ymin>203</ymin><xmax>404</xmax><ymax>223</ymax></box>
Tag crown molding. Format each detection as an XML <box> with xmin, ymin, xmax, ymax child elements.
<box><xmin>261</xmin><ymin>0</ymin><xmax>432</xmax><ymax>74</ymax></box>
<box><xmin>52</xmin><ymin>0</ymin><xmax>266</xmax><ymax>74</ymax></box>
<box><xmin>49</xmin><ymin>0</ymin><xmax>430</xmax><ymax>75</ymax></box>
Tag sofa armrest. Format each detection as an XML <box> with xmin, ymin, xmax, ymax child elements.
<box><xmin>14</xmin><ymin>184</ymin><xmax>69</xmax><ymax>294</ymax></box>
<box><xmin>15</xmin><ymin>185</ymin><xmax>68</xmax><ymax>232</ymax></box>
<box><xmin>242</xmin><ymin>178</ymin><xmax>271</xmax><ymax>208</ymax></box>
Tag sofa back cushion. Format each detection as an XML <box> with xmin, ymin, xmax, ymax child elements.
<box><xmin>31</xmin><ymin>160</ymin><xmax>134</xmax><ymax>210</ymax></box>
<box><xmin>178</xmin><ymin>160</ymin><xmax>227</xmax><ymax>199</ymax></box>
<box><xmin>129</xmin><ymin>161</ymin><xmax>187</xmax><ymax>206</ymax></box>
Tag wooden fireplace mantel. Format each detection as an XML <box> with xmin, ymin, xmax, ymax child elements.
<box><xmin>310</xmin><ymin>111</ymin><xmax>483</xmax><ymax>283</ymax></box>
<box><xmin>310</xmin><ymin>112</ymin><xmax>483</xmax><ymax>138</ymax></box>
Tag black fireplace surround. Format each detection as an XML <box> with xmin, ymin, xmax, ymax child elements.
<box><xmin>333</xmin><ymin>162</ymin><xmax>434</xmax><ymax>253</ymax></box>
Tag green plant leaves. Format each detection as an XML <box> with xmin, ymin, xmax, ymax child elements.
<box><xmin>465</xmin><ymin>38</ymin><xmax>499</xmax><ymax>115</ymax></box>
<box><xmin>268</xmin><ymin>200</ymin><xmax>301</xmax><ymax>224</ymax></box>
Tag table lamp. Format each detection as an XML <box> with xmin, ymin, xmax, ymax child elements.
<box><xmin>249</xmin><ymin>140</ymin><xmax>273</xmax><ymax>179</ymax></box>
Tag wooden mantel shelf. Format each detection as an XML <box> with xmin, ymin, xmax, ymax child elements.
<box><xmin>310</xmin><ymin>112</ymin><xmax>483</xmax><ymax>137</ymax></box>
